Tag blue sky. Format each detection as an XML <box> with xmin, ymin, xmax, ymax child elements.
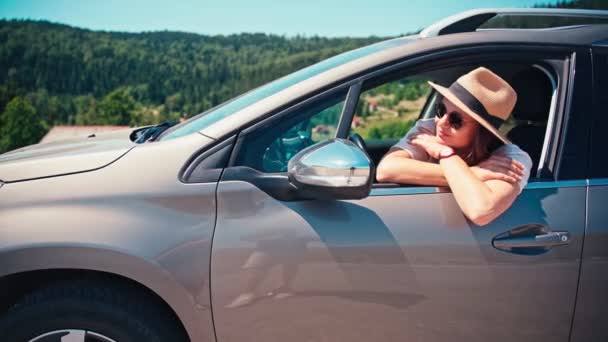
<box><xmin>1</xmin><ymin>0</ymin><xmax>549</xmax><ymax>37</ymax></box>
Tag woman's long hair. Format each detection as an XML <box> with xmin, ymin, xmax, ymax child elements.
<box><xmin>465</xmin><ymin>125</ymin><xmax>502</xmax><ymax>165</ymax></box>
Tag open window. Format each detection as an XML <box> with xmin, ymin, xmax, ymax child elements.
<box><xmin>349</xmin><ymin>58</ymin><xmax>563</xmax><ymax>186</ymax></box>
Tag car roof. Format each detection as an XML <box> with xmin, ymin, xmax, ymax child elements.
<box><xmin>420</xmin><ymin>8</ymin><xmax>608</xmax><ymax>38</ymax></box>
<box><xmin>200</xmin><ymin>24</ymin><xmax>608</xmax><ymax>139</ymax></box>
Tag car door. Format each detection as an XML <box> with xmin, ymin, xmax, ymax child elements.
<box><xmin>210</xmin><ymin>50</ymin><xmax>585</xmax><ymax>342</ymax></box>
<box><xmin>570</xmin><ymin>46</ymin><xmax>608</xmax><ymax>342</ymax></box>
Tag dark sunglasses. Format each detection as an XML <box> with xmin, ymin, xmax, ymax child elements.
<box><xmin>434</xmin><ymin>101</ymin><xmax>464</xmax><ymax>130</ymax></box>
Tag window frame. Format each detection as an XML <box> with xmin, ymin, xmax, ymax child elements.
<box><xmin>336</xmin><ymin>48</ymin><xmax>573</xmax><ymax>190</ymax></box>
<box><xmin>221</xmin><ymin>44</ymin><xmax>575</xmax><ymax>192</ymax></box>
<box><xmin>227</xmin><ymin>85</ymin><xmax>351</xmax><ymax>171</ymax></box>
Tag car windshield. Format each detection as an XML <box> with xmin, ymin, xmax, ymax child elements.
<box><xmin>160</xmin><ymin>37</ymin><xmax>415</xmax><ymax>141</ymax></box>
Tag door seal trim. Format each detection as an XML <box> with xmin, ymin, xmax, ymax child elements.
<box><xmin>370</xmin><ymin>179</ymin><xmax>587</xmax><ymax>196</ymax></box>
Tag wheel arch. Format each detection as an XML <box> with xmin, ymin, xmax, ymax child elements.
<box><xmin>0</xmin><ymin>246</ymin><xmax>213</xmax><ymax>342</ymax></box>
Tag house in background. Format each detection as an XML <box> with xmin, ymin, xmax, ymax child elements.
<box><xmin>40</xmin><ymin>126</ymin><xmax>129</xmax><ymax>143</ymax></box>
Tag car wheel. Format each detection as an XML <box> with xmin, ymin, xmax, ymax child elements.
<box><xmin>0</xmin><ymin>279</ymin><xmax>188</xmax><ymax>342</ymax></box>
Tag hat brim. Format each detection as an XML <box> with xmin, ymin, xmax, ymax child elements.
<box><xmin>428</xmin><ymin>81</ymin><xmax>510</xmax><ymax>145</ymax></box>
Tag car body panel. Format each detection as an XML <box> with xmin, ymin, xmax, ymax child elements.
<box><xmin>0</xmin><ymin>128</ymin><xmax>135</xmax><ymax>182</ymax></box>
<box><xmin>570</xmin><ymin>182</ymin><xmax>608</xmax><ymax>342</ymax></box>
<box><xmin>211</xmin><ymin>181</ymin><xmax>584</xmax><ymax>342</ymax></box>
<box><xmin>0</xmin><ymin>133</ymin><xmax>218</xmax><ymax>342</ymax></box>
<box><xmin>569</xmin><ymin>45</ymin><xmax>608</xmax><ymax>342</ymax></box>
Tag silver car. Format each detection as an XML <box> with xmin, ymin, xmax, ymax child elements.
<box><xmin>1</xmin><ymin>8</ymin><xmax>608</xmax><ymax>342</ymax></box>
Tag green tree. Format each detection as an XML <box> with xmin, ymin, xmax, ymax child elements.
<box><xmin>0</xmin><ymin>96</ymin><xmax>47</xmax><ymax>153</ymax></box>
<box><xmin>97</xmin><ymin>88</ymin><xmax>138</xmax><ymax>125</ymax></box>
<box><xmin>366</xmin><ymin>119</ymin><xmax>415</xmax><ymax>139</ymax></box>
<box><xmin>131</xmin><ymin>105</ymin><xmax>165</xmax><ymax>126</ymax></box>
<box><xmin>357</xmin><ymin>98</ymin><xmax>370</xmax><ymax>118</ymax></box>
<box><xmin>73</xmin><ymin>95</ymin><xmax>98</xmax><ymax>125</ymax></box>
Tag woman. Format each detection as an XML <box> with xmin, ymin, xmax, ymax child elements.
<box><xmin>376</xmin><ymin>67</ymin><xmax>532</xmax><ymax>226</ymax></box>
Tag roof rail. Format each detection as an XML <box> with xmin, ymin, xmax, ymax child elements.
<box><xmin>420</xmin><ymin>8</ymin><xmax>608</xmax><ymax>38</ymax></box>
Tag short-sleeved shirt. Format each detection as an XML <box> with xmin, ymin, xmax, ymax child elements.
<box><xmin>393</xmin><ymin>118</ymin><xmax>533</xmax><ymax>192</ymax></box>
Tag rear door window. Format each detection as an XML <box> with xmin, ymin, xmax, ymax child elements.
<box><xmin>589</xmin><ymin>51</ymin><xmax>608</xmax><ymax>178</ymax></box>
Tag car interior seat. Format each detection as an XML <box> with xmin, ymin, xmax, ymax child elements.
<box><xmin>506</xmin><ymin>66</ymin><xmax>554</xmax><ymax>176</ymax></box>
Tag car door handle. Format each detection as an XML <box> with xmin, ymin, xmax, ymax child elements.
<box><xmin>493</xmin><ymin>231</ymin><xmax>570</xmax><ymax>249</ymax></box>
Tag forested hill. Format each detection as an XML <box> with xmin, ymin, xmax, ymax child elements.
<box><xmin>0</xmin><ymin>20</ymin><xmax>382</xmax><ymax>126</ymax></box>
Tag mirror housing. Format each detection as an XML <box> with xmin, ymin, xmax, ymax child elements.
<box><xmin>288</xmin><ymin>139</ymin><xmax>374</xmax><ymax>200</ymax></box>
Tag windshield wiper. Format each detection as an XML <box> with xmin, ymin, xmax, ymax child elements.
<box><xmin>133</xmin><ymin>121</ymin><xmax>177</xmax><ymax>143</ymax></box>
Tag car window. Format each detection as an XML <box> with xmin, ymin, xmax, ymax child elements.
<box><xmin>352</xmin><ymin>61</ymin><xmax>560</xmax><ymax>182</ymax></box>
<box><xmin>233</xmin><ymin>90</ymin><xmax>347</xmax><ymax>173</ymax></box>
<box><xmin>352</xmin><ymin>76</ymin><xmax>432</xmax><ymax>142</ymax></box>
<box><xmin>590</xmin><ymin>52</ymin><xmax>608</xmax><ymax>178</ymax></box>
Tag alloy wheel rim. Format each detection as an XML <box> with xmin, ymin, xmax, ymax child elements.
<box><xmin>28</xmin><ymin>329</ymin><xmax>117</xmax><ymax>342</ymax></box>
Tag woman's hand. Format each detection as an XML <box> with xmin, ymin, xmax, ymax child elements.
<box><xmin>410</xmin><ymin>134</ymin><xmax>449</xmax><ymax>160</ymax></box>
<box><xmin>471</xmin><ymin>155</ymin><xmax>525</xmax><ymax>184</ymax></box>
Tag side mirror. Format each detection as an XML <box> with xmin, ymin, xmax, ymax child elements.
<box><xmin>288</xmin><ymin>139</ymin><xmax>374</xmax><ymax>200</ymax></box>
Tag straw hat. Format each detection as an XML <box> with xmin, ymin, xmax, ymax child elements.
<box><xmin>428</xmin><ymin>67</ymin><xmax>517</xmax><ymax>144</ymax></box>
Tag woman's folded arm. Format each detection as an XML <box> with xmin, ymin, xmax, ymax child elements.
<box><xmin>376</xmin><ymin>148</ymin><xmax>448</xmax><ymax>186</ymax></box>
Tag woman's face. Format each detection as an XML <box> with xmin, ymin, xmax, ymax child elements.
<box><xmin>434</xmin><ymin>98</ymin><xmax>480</xmax><ymax>149</ymax></box>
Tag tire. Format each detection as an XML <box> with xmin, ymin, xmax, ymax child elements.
<box><xmin>0</xmin><ymin>279</ymin><xmax>188</xmax><ymax>342</ymax></box>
